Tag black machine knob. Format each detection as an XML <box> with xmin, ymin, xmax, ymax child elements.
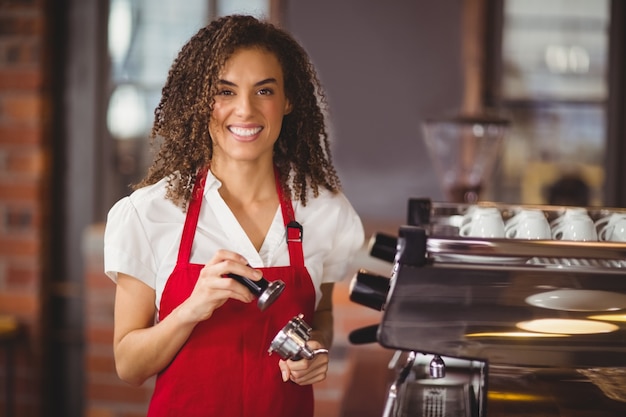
<box><xmin>349</xmin><ymin>269</ymin><xmax>391</xmax><ymax>311</ymax></box>
<box><xmin>368</xmin><ymin>232</ymin><xmax>398</xmax><ymax>263</ymax></box>
<box><xmin>348</xmin><ymin>324</ymin><xmax>379</xmax><ymax>345</ymax></box>
<box><xmin>368</xmin><ymin>227</ymin><xmax>428</xmax><ymax>267</ymax></box>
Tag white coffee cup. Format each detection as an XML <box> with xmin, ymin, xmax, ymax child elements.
<box><xmin>608</xmin><ymin>219</ymin><xmax>626</xmax><ymax>242</ymax></box>
<box><xmin>504</xmin><ymin>209</ymin><xmax>551</xmax><ymax>240</ymax></box>
<box><xmin>550</xmin><ymin>208</ymin><xmax>597</xmax><ymax>241</ymax></box>
<box><xmin>459</xmin><ymin>206</ymin><xmax>505</xmax><ymax>238</ymax></box>
<box><xmin>550</xmin><ymin>207</ymin><xmax>588</xmax><ymax>225</ymax></box>
<box><xmin>595</xmin><ymin>213</ymin><xmax>626</xmax><ymax>242</ymax></box>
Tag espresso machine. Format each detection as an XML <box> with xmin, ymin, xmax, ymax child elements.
<box><xmin>349</xmin><ymin>198</ymin><xmax>626</xmax><ymax>417</ymax></box>
<box><xmin>346</xmin><ymin>116</ymin><xmax>626</xmax><ymax>416</ymax></box>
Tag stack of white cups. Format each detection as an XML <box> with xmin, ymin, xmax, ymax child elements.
<box><xmin>504</xmin><ymin>209</ymin><xmax>551</xmax><ymax>240</ymax></box>
<box><xmin>454</xmin><ymin>205</ymin><xmax>626</xmax><ymax>243</ymax></box>
<box><xmin>595</xmin><ymin>212</ymin><xmax>626</xmax><ymax>242</ymax></box>
<box><xmin>458</xmin><ymin>206</ymin><xmax>505</xmax><ymax>238</ymax></box>
<box><xmin>550</xmin><ymin>208</ymin><xmax>597</xmax><ymax>241</ymax></box>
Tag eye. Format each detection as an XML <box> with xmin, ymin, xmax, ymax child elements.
<box><xmin>216</xmin><ymin>89</ymin><xmax>234</xmax><ymax>96</ymax></box>
<box><xmin>258</xmin><ymin>88</ymin><xmax>274</xmax><ymax>96</ymax></box>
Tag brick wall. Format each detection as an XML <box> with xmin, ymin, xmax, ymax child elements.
<box><xmin>0</xmin><ymin>0</ymin><xmax>48</xmax><ymax>415</ymax></box>
<box><xmin>83</xmin><ymin>224</ymin><xmax>154</xmax><ymax>417</ymax></box>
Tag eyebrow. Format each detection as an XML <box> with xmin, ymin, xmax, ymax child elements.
<box><xmin>217</xmin><ymin>78</ymin><xmax>279</xmax><ymax>87</ymax></box>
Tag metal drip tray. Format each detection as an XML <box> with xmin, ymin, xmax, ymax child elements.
<box><xmin>398</xmin><ymin>384</ymin><xmax>468</xmax><ymax>417</ymax></box>
<box><xmin>382</xmin><ymin>352</ymin><xmax>484</xmax><ymax>417</ymax></box>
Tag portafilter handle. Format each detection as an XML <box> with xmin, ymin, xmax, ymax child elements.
<box><xmin>349</xmin><ymin>269</ymin><xmax>390</xmax><ymax>311</ymax></box>
<box><xmin>268</xmin><ymin>314</ymin><xmax>329</xmax><ymax>360</ymax></box>
<box><xmin>368</xmin><ymin>232</ymin><xmax>399</xmax><ymax>263</ymax></box>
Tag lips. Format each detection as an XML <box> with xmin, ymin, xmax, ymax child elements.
<box><xmin>228</xmin><ymin>125</ymin><xmax>263</xmax><ymax>139</ymax></box>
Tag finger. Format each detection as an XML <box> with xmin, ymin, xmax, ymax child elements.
<box><xmin>290</xmin><ymin>365</ymin><xmax>327</xmax><ymax>385</ymax></box>
<box><xmin>286</xmin><ymin>352</ymin><xmax>329</xmax><ymax>372</ymax></box>
<box><xmin>202</xmin><ymin>249</ymin><xmax>264</xmax><ymax>286</ymax></box>
<box><xmin>213</xmin><ymin>259</ymin><xmax>263</xmax><ymax>283</ymax></box>
<box><xmin>196</xmin><ymin>269</ymin><xmax>255</xmax><ymax>303</ymax></box>
<box><xmin>200</xmin><ymin>261</ymin><xmax>260</xmax><ymax>293</ymax></box>
<box><xmin>306</xmin><ymin>340</ymin><xmax>326</xmax><ymax>351</ymax></box>
<box><xmin>210</xmin><ymin>286</ymin><xmax>255</xmax><ymax>304</ymax></box>
<box><xmin>278</xmin><ymin>360</ymin><xmax>291</xmax><ymax>382</ymax></box>
<box><xmin>287</xmin><ymin>355</ymin><xmax>329</xmax><ymax>385</ymax></box>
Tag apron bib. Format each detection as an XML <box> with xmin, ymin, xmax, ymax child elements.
<box><xmin>147</xmin><ymin>167</ymin><xmax>316</xmax><ymax>417</ymax></box>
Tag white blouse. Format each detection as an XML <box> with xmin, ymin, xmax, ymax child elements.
<box><xmin>104</xmin><ymin>170</ymin><xmax>365</xmax><ymax>309</ymax></box>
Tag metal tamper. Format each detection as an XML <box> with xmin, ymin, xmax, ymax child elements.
<box><xmin>226</xmin><ymin>273</ymin><xmax>285</xmax><ymax>311</ymax></box>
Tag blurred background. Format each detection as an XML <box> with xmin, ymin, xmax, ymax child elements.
<box><xmin>0</xmin><ymin>0</ymin><xmax>625</xmax><ymax>416</ymax></box>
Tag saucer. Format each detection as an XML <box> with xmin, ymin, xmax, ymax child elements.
<box><xmin>525</xmin><ymin>289</ymin><xmax>626</xmax><ymax>312</ymax></box>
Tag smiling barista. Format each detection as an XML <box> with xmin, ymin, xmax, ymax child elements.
<box><xmin>103</xmin><ymin>14</ymin><xmax>364</xmax><ymax>417</ymax></box>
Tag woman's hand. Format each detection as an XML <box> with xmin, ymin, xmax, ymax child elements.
<box><xmin>277</xmin><ymin>339</ymin><xmax>329</xmax><ymax>385</ymax></box>
<box><xmin>276</xmin><ymin>283</ymin><xmax>335</xmax><ymax>385</ymax></box>
<box><xmin>178</xmin><ymin>249</ymin><xmax>261</xmax><ymax>324</ymax></box>
<box><xmin>113</xmin><ymin>249</ymin><xmax>261</xmax><ymax>385</ymax></box>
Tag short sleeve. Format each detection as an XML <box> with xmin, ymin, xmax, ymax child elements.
<box><xmin>321</xmin><ymin>194</ymin><xmax>365</xmax><ymax>283</ymax></box>
<box><xmin>104</xmin><ymin>197</ymin><xmax>157</xmax><ymax>289</ymax></box>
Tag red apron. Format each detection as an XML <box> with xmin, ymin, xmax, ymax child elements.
<box><xmin>147</xmin><ymin>167</ymin><xmax>316</xmax><ymax>417</ymax></box>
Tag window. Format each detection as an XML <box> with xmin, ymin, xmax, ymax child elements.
<box><xmin>486</xmin><ymin>0</ymin><xmax>611</xmax><ymax>206</ymax></box>
<box><xmin>104</xmin><ymin>0</ymin><xmax>275</xmax><ymax>207</ymax></box>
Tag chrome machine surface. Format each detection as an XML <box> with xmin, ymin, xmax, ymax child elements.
<box><xmin>349</xmin><ymin>199</ymin><xmax>626</xmax><ymax>417</ymax></box>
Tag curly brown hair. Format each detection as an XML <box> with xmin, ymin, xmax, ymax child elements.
<box><xmin>135</xmin><ymin>14</ymin><xmax>341</xmax><ymax>210</ymax></box>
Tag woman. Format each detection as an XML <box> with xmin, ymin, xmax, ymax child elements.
<box><xmin>104</xmin><ymin>14</ymin><xmax>364</xmax><ymax>417</ymax></box>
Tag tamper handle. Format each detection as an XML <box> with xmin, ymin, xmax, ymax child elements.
<box><xmin>226</xmin><ymin>273</ymin><xmax>269</xmax><ymax>297</ymax></box>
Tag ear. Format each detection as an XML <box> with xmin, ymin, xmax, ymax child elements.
<box><xmin>284</xmin><ymin>99</ymin><xmax>293</xmax><ymax>115</ymax></box>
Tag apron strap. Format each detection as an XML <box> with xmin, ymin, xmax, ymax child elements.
<box><xmin>274</xmin><ymin>167</ymin><xmax>305</xmax><ymax>268</ymax></box>
<box><xmin>177</xmin><ymin>166</ymin><xmax>304</xmax><ymax>267</ymax></box>
<box><xmin>177</xmin><ymin>167</ymin><xmax>208</xmax><ymax>264</ymax></box>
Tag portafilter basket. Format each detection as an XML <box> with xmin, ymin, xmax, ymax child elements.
<box><xmin>269</xmin><ymin>314</ymin><xmax>329</xmax><ymax>360</ymax></box>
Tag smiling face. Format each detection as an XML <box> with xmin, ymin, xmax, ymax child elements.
<box><xmin>209</xmin><ymin>47</ymin><xmax>292</xmax><ymax>167</ymax></box>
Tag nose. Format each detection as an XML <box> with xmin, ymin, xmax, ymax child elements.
<box><xmin>234</xmin><ymin>93</ymin><xmax>253</xmax><ymax>117</ymax></box>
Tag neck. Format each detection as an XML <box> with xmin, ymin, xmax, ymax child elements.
<box><xmin>211</xmin><ymin>159</ymin><xmax>277</xmax><ymax>205</ymax></box>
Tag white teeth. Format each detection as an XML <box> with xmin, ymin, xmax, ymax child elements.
<box><xmin>229</xmin><ymin>126</ymin><xmax>262</xmax><ymax>137</ymax></box>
